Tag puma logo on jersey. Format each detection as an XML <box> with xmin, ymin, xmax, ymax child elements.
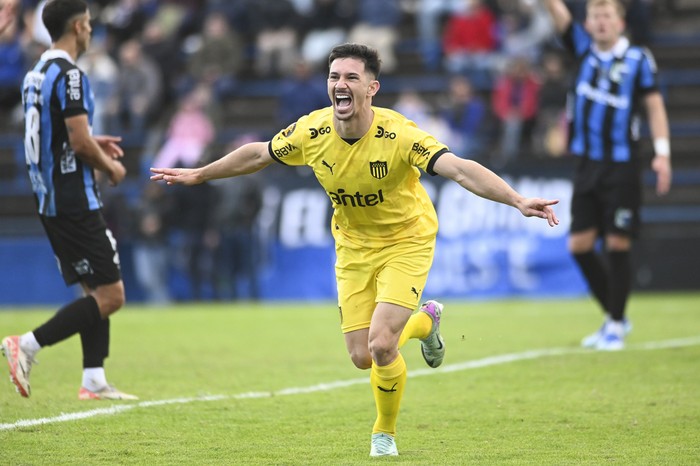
<box><xmin>322</xmin><ymin>160</ymin><xmax>335</xmax><ymax>174</ymax></box>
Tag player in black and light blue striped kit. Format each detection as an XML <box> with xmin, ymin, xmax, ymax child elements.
<box><xmin>2</xmin><ymin>0</ymin><xmax>136</xmax><ymax>400</ymax></box>
<box><xmin>543</xmin><ymin>0</ymin><xmax>672</xmax><ymax>350</ymax></box>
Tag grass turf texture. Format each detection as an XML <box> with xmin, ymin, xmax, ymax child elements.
<box><xmin>1</xmin><ymin>293</ymin><xmax>698</xmax><ymax>465</ymax></box>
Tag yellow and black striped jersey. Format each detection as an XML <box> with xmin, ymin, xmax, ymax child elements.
<box><xmin>268</xmin><ymin>106</ymin><xmax>449</xmax><ymax>248</ymax></box>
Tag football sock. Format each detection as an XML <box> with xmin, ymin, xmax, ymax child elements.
<box><xmin>81</xmin><ymin>317</ymin><xmax>110</xmax><ymax>368</ymax></box>
<box><xmin>20</xmin><ymin>332</ymin><xmax>42</xmax><ymax>355</ymax></box>
<box><xmin>370</xmin><ymin>353</ymin><xmax>407</xmax><ymax>436</ymax></box>
<box><xmin>82</xmin><ymin>367</ymin><xmax>108</xmax><ymax>391</ymax></box>
<box><xmin>33</xmin><ymin>296</ymin><xmax>101</xmax><ymax>347</ymax></box>
<box><xmin>573</xmin><ymin>251</ymin><xmax>610</xmax><ymax>315</ymax></box>
<box><xmin>397</xmin><ymin>312</ymin><xmax>432</xmax><ymax>348</ymax></box>
<box><xmin>607</xmin><ymin>250</ymin><xmax>631</xmax><ymax>322</ymax></box>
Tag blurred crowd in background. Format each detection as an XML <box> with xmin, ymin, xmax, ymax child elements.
<box><xmin>0</xmin><ymin>0</ymin><xmax>662</xmax><ymax>302</ymax></box>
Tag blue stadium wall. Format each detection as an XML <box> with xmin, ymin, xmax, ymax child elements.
<box><xmin>0</xmin><ymin>173</ymin><xmax>587</xmax><ymax>305</ymax></box>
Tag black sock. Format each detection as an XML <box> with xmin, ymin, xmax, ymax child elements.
<box><xmin>573</xmin><ymin>251</ymin><xmax>610</xmax><ymax>316</ymax></box>
<box><xmin>33</xmin><ymin>296</ymin><xmax>101</xmax><ymax>347</ymax></box>
<box><xmin>81</xmin><ymin>317</ymin><xmax>110</xmax><ymax>368</ymax></box>
<box><xmin>608</xmin><ymin>250</ymin><xmax>631</xmax><ymax>322</ymax></box>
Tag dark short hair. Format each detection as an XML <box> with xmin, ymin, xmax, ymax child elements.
<box><xmin>328</xmin><ymin>43</ymin><xmax>382</xmax><ymax>79</ymax></box>
<box><xmin>42</xmin><ymin>0</ymin><xmax>88</xmax><ymax>43</ymax></box>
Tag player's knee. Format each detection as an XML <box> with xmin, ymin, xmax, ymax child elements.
<box><xmin>368</xmin><ymin>337</ymin><xmax>396</xmax><ymax>366</ymax></box>
<box><xmin>605</xmin><ymin>235</ymin><xmax>631</xmax><ymax>251</ymax></box>
<box><xmin>94</xmin><ymin>282</ymin><xmax>126</xmax><ymax>316</ymax></box>
<box><xmin>568</xmin><ymin>229</ymin><xmax>597</xmax><ymax>254</ymax></box>
<box><xmin>349</xmin><ymin>349</ymin><xmax>372</xmax><ymax>369</ymax></box>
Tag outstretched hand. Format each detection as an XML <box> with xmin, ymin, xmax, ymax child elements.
<box><xmin>518</xmin><ymin>198</ymin><xmax>560</xmax><ymax>227</ymax></box>
<box><xmin>150</xmin><ymin>167</ymin><xmax>202</xmax><ymax>186</ymax></box>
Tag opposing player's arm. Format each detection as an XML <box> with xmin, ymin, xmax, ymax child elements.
<box><xmin>65</xmin><ymin>114</ymin><xmax>126</xmax><ymax>186</ymax></box>
<box><xmin>433</xmin><ymin>152</ymin><xmax>559</xmax><ymax>226</ymax></box>
<box><xmin>150</xmin><ymin>141</ymin><xmax>273</xmax><ymax>186</ymax></box>
<box><xmin>541</xmin><ymin>0</ymin><xmax>572</xmax><ymax>34</ymax></box>
<box><xmin>644</xmin><ymin>91</ymin><xmax>672</xmax><ymax>195</ymax></box>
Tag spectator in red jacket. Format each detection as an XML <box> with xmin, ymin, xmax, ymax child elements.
<box><xmin>491</xmin><ymin>56</ymin><xmax>541</xmax><ymax>167</ymax></box>
<box><xmin>442</xmin><ymin>0</ymin><xmax>498</xmax><ymax>83</ymax></box>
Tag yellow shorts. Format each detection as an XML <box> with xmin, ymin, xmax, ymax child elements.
<box><xmin>335</xmin><ymin>237</ymin><xmax>436</xmax><ymax>333</ymax></box>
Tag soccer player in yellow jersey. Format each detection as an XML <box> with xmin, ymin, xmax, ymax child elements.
<box><xmin>151</xmin><ymin>43</ymin><xmax>559</xmax><ymax>457</ymax></box>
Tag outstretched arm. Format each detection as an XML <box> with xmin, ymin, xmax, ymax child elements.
<box><xmin>433</xmin><ymin>153</ymin><xmax>560</xmax><ymax>227</ymax></box>
<box><xmin>542</xmin><ymin>0</ymin><xmax>572</xmax><ymax>35</ymax></box>
<box><xmin>150</xmin><ymin>141</ymin><xmax>273</xmax><ymax>185</ymax></box>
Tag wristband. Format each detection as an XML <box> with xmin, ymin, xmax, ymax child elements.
<box><xmin>653</xmin><ymin>138</ymin><xmax>670</xmax><ymax>157</ymax></box>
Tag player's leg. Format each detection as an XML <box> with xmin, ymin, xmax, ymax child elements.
<box><xmin>595</xmin><ymin>174</ymin><xmax>640</xmax><ymax>350</ymax></box>
<box><xmin>571</xmin><ymin>227</ymin><xmax>614</xmax><ymax>348</ymax></box>
<box><xmin>385</xmin><ymin>238</ymin><xmax>444</xmax><ymax>366</ymax></box>
<box><xmin>368</xmin><ymin>302</ymin><xmax>411</xmax><ymax>456</ymax></box>
<box><xmin>74</xmin><ymin>217</ymin><xmax>135</xmax><ymax>400</ymax></box>
<box><xmin>397</xmin><ymin>307</ymin><xmax>432</xmax><ymax>349</ymax></box>
<box><xmin>2</xmin><ymin>213</ymin><xmax>106</xmax><ymax>397</ymax></box>
<box><xmin>591</xmin><ymin>233</ymin><xmax>632</xmax><ymax>351</ymax></box>
<box><xmin>368</xmin><ymin>238</ymin><xmax>436</xmax><ymax>455</ymax></box>
<box><xmin>604</xmin><ymin>233</ymin><xmax>632</xmax><ymax>324</ymax></box>
<box><xmin>78</xmin><ymin>280</ymin><xmax>135</xmax><ymax>399</ymax></box>
<box><xmin>569</xmin><ymin>227</ymin><xmax>610</xmax><ymax>308</ymax></box>
<box><xmin>337</xmin><ymin>246</ymin><xmax>400</xmax><ymax>456</ymax></box>
<box><xmin>568</xmin><ymin>169</ymin><xmax>616</xmax><ymax>348</ymax></box>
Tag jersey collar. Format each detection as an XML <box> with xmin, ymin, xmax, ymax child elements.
<box><xmin>40</xmin><ymin>48</ymin><xmax>76</xmax><ymax>65</ymax></box>
<box><xmin>592</xmin><ymin>37</ymin><xmax>630</xmax><ymax>61</ymax></box>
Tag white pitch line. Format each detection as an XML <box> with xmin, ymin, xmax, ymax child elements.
<box><xmin>2</xmin><ymin>336</ymin><xmax>699</xmax><ymax>432</ymax></box>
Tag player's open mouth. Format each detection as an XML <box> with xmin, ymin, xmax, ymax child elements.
<box><xmin>335</xmin><ymin>93</ymin><xmax>352</xmax><ymax>111</ymax></box>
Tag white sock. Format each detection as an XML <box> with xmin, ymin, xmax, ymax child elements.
<box><xmin>20</xmin><ymin>332</ymin><xmax>41</xmax><ymax>355</ymax></box>
<box><xmin>82</xmin><ymin>367</ymin><xmax>108</xmax><ymax>391</ymax></box>
<box><xmin>606</xmin><ymin>321</ymin><xmax>624</xmax><ymax>337</ymax></box>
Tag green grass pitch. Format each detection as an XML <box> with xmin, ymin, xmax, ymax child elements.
<box><xmin>1</xmin><ymin>293</ymin><xmax>699</xmax><ymax>465</ymax></box>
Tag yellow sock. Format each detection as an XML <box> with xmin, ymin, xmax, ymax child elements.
<box><xmin>398</xmin><ymin>311</ymin><xmax>432</xmax><ymax>348</ymax></box>
<box><xmin>370</xmin><ymin>353</ymin><xmax>407</xmax><ymax>436</ymax></box>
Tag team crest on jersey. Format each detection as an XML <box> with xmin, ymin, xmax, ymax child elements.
<box><xmin>609</xmin><ymin>62</ymin><xmax>629</xmax><ymax>83</ymax></box>
<box><xmin>282</xmin><ymin>123</ymin><xmax>296</xmax><ymax>138</ymax></box>
<box><xmin>369</xmin><ymin>161</ymin><xmax>388</xmax><ymax>179</ymax></box>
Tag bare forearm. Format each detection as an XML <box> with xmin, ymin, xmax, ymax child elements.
<box><xmin>434</xmin><ymin>153</ymin><xmax>560</xmax><ymax>225</ymax></box>
<box><xmin>66</xmin><ymin>115</ymin><xmax>118</xmax><ymax>176</ymax></box>
<box><xmin>453</xmin><ymin>160</ymin><xmax>523</xmax><ymax>208</ymax></box>
<box><xmin>75</xmin><ymin>137</ymin><xmax>117</xmax><ymax>174</ymax></box>
<box><xmin>542</xmin><ymin>0</ymin><xmax>571</xmax><ymax>34</ymax></box>
<box><xmin>198</xmin><ymin>142</ymin><xmax>272</xmax><ymax>182</ymax></box>
<box><xmin>646</xmin><ymin>94</ymin><xmax>670</xmax><ymax>142</ymax></box>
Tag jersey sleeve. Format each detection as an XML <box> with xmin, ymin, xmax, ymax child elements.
<box><xmin>267</xmin><ymin>116</ymin><xmax>309</xmax><ymax>166</ymax></box>
<box><xmin>402</xmin><ymin>122</ymin><xmax>449</xmax><ymax>176</ymax></box>
<box><xmin>638</xmin><ymin>47</ymin><xmax>660</xmax><ymax>94</ymax></box>
<box><xmin>57</xmin><ymin>66</ymin><xmax>89</xmax><ymax>118</ymax></box>
<box><xmin>562</xmin><ymin>22</ymin><xmax>592</xmax><ymax>58</ymax></box>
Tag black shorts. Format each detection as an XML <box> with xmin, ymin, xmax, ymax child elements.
<box><xmin>40</xmin><ymin>210</ymin><xmax>122</xmax><ymax>289</ymax></box>
<box><xmin>570</xmin><ymin>158</ymin><xmax>642</xmax><ymax>237</ymax></box>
